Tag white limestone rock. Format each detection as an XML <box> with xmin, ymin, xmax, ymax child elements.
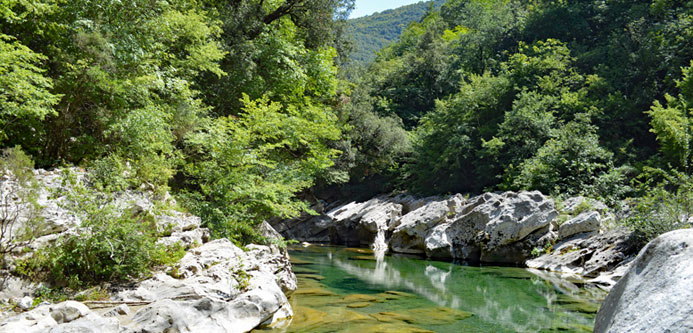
<box><xmin>558</xmin><ymin>211</ymin><xmax>601</xmax><ymax>239</ymax></box>
<box><xmin>595</xmin><ymin>229</ymin><xmax>693</xmax><ymax>332</ymax></box>
<box><xmin>390</xmin><ymin>196</ymin><xmax>463</xmax><ymax>254</ymax></box>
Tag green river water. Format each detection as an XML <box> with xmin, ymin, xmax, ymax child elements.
<box><xmin>265</xmin><ymin>245</ymin><xmax>605</xmax><ymax>332</ymax></box>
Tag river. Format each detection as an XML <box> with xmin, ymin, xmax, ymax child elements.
<box><xmin>264</xmin><ymin>245</ymin><xmax>604</xmax><ymax>332</ymax></box>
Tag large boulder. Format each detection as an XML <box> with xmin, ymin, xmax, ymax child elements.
<box><xmin>327</xmin><ymin>198</ymin><xmax>402</xmax><ymax>247</ymax></box>
<box><xmin>477</xmin><ymin>191</ymin><xmax>557</xmax><ymax>250</ymax></box>
<box><xmin>425</xmin><ymin>191</ymin><xmax>558</xmax><ymax>263</ymax></box>
<box><xmin>594</xmin><ymin>229</ymin><xmax>693</xmax><ymax>332</ymax></box>
<box><xmin>390</xmin><ymin>195</ymin><xmax>465</xmax><ymax>254</ymax></box>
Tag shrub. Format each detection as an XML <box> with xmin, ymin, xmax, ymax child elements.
<box><xmin>624</xmin><ymin>169</ymin><xmax>693</xmax><ymax>245</ymax></box>
<box><xmin>181</xmin><ymin>95</ymin><xmax>340</xmax><ymax>245</ymax></box>
<box><xmin>513</xmin><ymin>118</ymin><xmax>614</xmax><ymax>196</ymax></box>
<box><xmin>17</xmin><ymin>178</ymin><xmax>185</xmax><ymax>289</ymax></box>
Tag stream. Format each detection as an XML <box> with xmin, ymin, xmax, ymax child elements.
<box><xmin>266</xmin><ymin>245</ymin><xmax>605</xmax><ymax>332</ymax></box>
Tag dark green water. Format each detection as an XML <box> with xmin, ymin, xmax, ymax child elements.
<box><xmin>270</xmin><ymin>245</ymin><xmax>604</xmax><ymax>332</ymax></box>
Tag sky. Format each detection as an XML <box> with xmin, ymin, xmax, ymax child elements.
<box><xmin>350</xmin><ymin>0</ymin><xmax>427</xmax><ymax>18</ymax></box>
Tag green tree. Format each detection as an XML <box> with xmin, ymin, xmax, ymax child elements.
<box><xmin>2</xmin><ymin>0</ymin><xmax>224</xmax><ymax>174</ymax></box>
<box><xmin>647</xmin><ymin>61</ymin><xmax>693</xmax><ymax>170</ymax></box>
<box><xmin>0</xmin><ymin>34</ymin><xmax>59</xmax><ymax>141</ymax></box>
<box><xmin>513</xmin><ymin>117</ymin><xmax>614</xmax><ymax>196</ymax></box>
<box><xmin>181</xmin><ymin>95</ymin><xmax>341</xmax><ymax>244</ymax></box>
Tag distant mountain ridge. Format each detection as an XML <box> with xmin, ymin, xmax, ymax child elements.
<box><xmin>347</xmin><ymin>0</ymin><xmax>444</xmax><ymax>65</ymax></box>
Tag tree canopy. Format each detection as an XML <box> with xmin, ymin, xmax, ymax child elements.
<box><xmin>2</xmin><ymin>0</ymin><xmax>693</xmax><ymax>244</ymax></box>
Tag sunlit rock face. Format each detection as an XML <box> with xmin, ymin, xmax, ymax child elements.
<box><xmin>273</xmin><ymin>192</ymin><xmax>637</xmax><ymax>282</ymax></box>
<box><xmin>526</xmin><ymin>228</ymin><xmax>638</xmax><ymax>288</ymax></box>
<box><xmin>274</xmin><ymin>191</ymin><xmax>562</xmax><ymax>265</ymax></box>
<box><xmin>431</xmin><ymin>191</ymin><xmax>559</xmax><ymax>263</ymax></box>
<box><xmin>595</xmin><ymin>229</ymin><xmax>693</xmax><ymax>333</ymax></box>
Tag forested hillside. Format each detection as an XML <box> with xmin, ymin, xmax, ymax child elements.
<box><xmin>347</xmin><ymin>0</ymin><xmax>693</xmax><ymax>243</ymax></box>
<box><xmin>2</xmin><ymin>0</ymin><xmax>693</xmax><ymax>255</ymax></box>
<box><xmin>347</xmin><ymin>0</ymin><xmax>443</xmax><ymax>64</ymax></box>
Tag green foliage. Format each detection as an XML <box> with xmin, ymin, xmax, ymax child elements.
<box><xmin>196</xmin><ymin>0</ymin><xmax>353</xmax><ymax>116</ymax></box>
<box><xmin>2</xmin><ymin>0</ymin><xmax>224</xmax><ymax>166</ymax></box>
<box><xmin>406</xmin><ymin>39</ymin><xmax>606</xmax><ymax>195</ymax></box>
<box><xmin>0</xmin><ymin>35</ymin><xmax>59</xmax><ymax>142</ymax></box>
<box><xmin>366</xmin><ymin>10</ymin><xmax>458</xmax><ymax>128</ymax></box>
<box><xmin>232</xmin><ymin>261</ymin><xmax>251</xmax><ymax>292</ymax></box>
<box><xmin>407</xmin><ymin>72</ymin><xmax>511</xmax><ymax>193</ymax></box>
<box><xmin>328</xmin><ymin>80</ymin><xmax>411</xmax><ymax>183</ymax></box>
<box><xmin>531</xmin><ymin>243</ymin><xmax>553</xmax><ymax>257</ymax></box>
<box><xmin>17</xmin><ymin>182</ymin><xmax>185</xmax><ymax>289</ymax></box>
<box><xmin>181</xmin><ymin>95</ymin><xmax>341</xmax><ymax>244</ymax></box>
<box><xmin>513</xmin><ymin>119</ymin><xmax>614</xmax><ymax>196</ymax></box>
<box><xmin>572</xmin><ymin>200</ymin><xmax>594</xmax><ymax>216</ymax></box>
<box><xmin>624</xmin><ymin>169</ymin><xmax>693</xmax><ymax>245</ymax></box>
<box><xmin>346</xmin><ymin>0</ymin><xmax>693</xmax><ymax>204</ymax></box>
<box><xmin>346</xmin><ymin>0</ymin><xmax>444</xmax><ymax>65</ymax></box>
<box><xmin>647</xmin><ymin>61</ymin><xmax>693</xmax><ymax>170</ymax></box>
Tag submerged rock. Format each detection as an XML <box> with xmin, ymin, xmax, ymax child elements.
<box><xmin>594</xmin><ymin>229</ymin><xmax>693</xmax><ymax>332</ymax></box>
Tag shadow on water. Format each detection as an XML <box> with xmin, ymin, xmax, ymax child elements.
<box><xmin>261</xmin><ymin>245</ymin><xmax>605</xmax><ymax>332</ymax></box>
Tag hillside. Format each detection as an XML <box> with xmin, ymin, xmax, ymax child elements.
<box><xmin>347</xmin><ymin>0</ymin><xmax>444</xmax><ymax>64</ymax></box>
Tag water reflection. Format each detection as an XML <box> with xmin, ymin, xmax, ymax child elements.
<box><xmin>281</xmin><ymin>246</ymin><xmax>604</xmax><ymax>332</ymax></box>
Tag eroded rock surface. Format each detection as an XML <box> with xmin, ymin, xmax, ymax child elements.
<box><xmin>1</xmin><ymin>238</ymin><xmax>296</xmax><ymax>333</ymax></box>
<box><xmin>526</xmin><ymin>228</ymin><xmax>638</xmax><ymax>287</ymax></box>
<box><xmin>594</xmin><ymin>229</ymin><xmax>693</xmax><ymax>332</ymax></box>
<box><xmin>272</xmin><ymin>190</ymin><xmax>638</xmax><ymax>291</ymax></box>
<box><xmin>0</xmin><ymin>301</ymin><xmax>119</xmax><ymax>333</ymax></box>
<box><xmin>113</xmin><ymin>239</ymin><xmax>295</xmax><ymax>333</ymax></box>
<box><xmin>558</xmin><ymin>211</ymin><xmax>601</xmax><ymax>239</ymax></box>
<box><xmin>273</xmin><ymin>191</ymin><xmax>561</xmax><ymax>264</ymax></box>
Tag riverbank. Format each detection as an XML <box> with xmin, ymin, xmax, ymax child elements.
<box><xmin>272</xmin><ymin>191</ymin><xmax>639</xmax><ymax>289</ymax></box>
<box><xmin>0</xmin><ymin>169</ymin><xmax>296</xmax><ymax>333</ymax></box>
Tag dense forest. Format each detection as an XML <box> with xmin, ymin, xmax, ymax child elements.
<box><xmin>2</xmin><ymin>0</ymin><xmax>693</xmax><ymax>256</ymax></box>
<box><xmin>347</xmin><ymin>0</ymin><xmax>443</xmax><ymax>64</ymax></box>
